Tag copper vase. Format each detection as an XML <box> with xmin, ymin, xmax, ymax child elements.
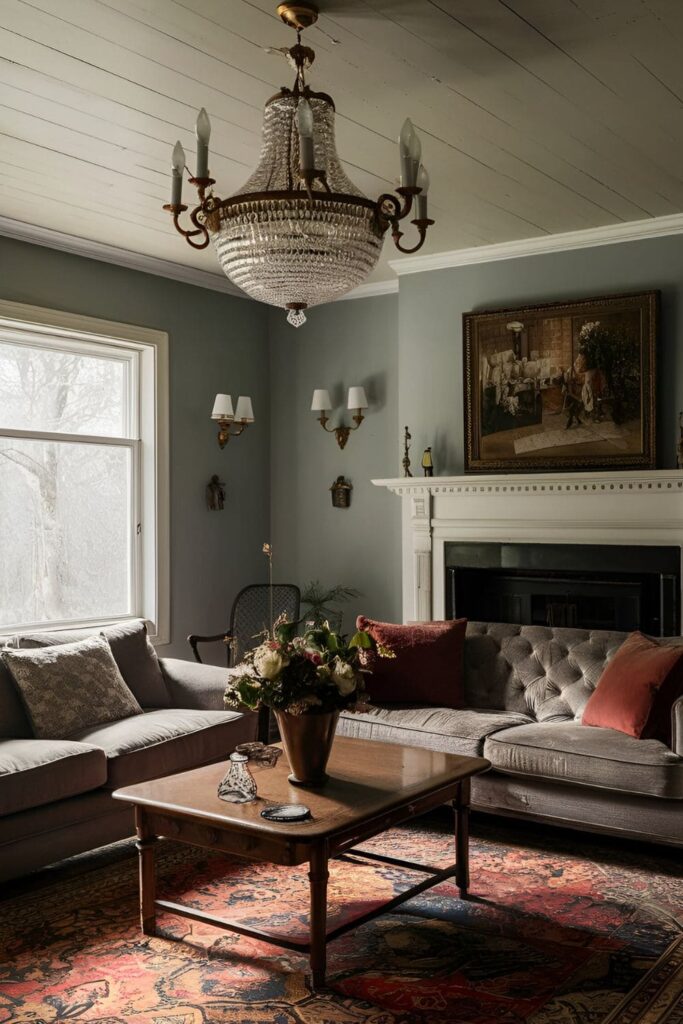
<box><xmin>274</xmin><ymin>709</ymin><xmax>340</xmax><ymax>787</ymax></box>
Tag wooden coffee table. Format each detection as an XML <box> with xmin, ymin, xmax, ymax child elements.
<box><xmin>114</xmin><ymin>736</ymin><xmax>489</xmax><ymax>988</ymax></box>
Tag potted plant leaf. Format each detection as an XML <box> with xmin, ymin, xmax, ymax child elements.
<box><xmin>300</xmin><ymin>580</ymin><xmax>360</xmax><ymax>633</ymax></box>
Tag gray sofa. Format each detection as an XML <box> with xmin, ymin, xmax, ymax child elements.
<box><xmin>338</xmin><ymin>622</ymin><xmax>683</xmax><ymax>847</ymax></box>
<box><xmin>0</xmin><ymin>628</ymin><xmax>256</xmax><ymax>881</ymax></box>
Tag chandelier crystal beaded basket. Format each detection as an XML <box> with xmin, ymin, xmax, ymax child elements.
<box><xmin>163</xmin><ymin>1</ymin><xmax>434</xmax><ymax>326</ymax></box>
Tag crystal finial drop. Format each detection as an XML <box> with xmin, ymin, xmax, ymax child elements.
<box><xmin>287</xmin><ymin>308</ymin><xmax>307</xmax><ymax>327</ymax></box>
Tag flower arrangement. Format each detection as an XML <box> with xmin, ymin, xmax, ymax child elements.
<box><xmin>224</xmin><ymin>618</ymin><xmax>378</xmax><ymax>716</ymax></box>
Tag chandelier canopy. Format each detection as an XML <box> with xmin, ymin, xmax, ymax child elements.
<box><xmin>163</xmin><ymin>2</ymin><xmax>434</xmax><ymax>326</ymax></box>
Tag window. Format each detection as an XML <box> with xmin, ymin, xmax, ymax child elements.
<box><xmin>0</xmin><ymin>301</ymin><xmax>169</xmax><ymax>641</ymax></box>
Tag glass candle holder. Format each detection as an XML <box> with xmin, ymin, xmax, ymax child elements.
<box><xmin>217</xmin><ymin>752</ymin><xmax>257</xmax><ymax>803</ymax></box>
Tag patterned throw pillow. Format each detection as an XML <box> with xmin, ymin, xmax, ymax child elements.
<box><xmin>2</xmin><ymin>635</ymin><xmax>142</xmax><ymax>739</ymax></box>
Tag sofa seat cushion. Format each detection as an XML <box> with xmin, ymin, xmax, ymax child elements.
<box><xmin>338</xmin><ymin>705</ymin><xmax>533</xmax><ymax>757</ymax></box>
<box><xmin>70</xmin><ymin>708</ymin><xmax>250</xmax><ymax>789</ymax></box>
<box><xmin>0</xmin><ymin>739</ymin><xmax>107</xmax><ymax>816</ymax></box>
<box><xmin>484</xmin><ymin>722</ymin><xmax>683</xmax><ymax>799</ymax></box>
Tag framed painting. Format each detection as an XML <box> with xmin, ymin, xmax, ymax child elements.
<box><xmin>463</xmin><ymin>290</ymin><xmax>658</xmax><ymax>473</ymax></box>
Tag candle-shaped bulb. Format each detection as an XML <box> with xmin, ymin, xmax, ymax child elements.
<box><xmin>297</xmin><ymin>98</ymin><xmax>315</xmax><ymax>172</ymax></box>
<box><xmin>195</xmin><ymin>107</ymin><xmax>211</xmax><ymax>179</ymax></box>
<box><xmin>170</xmin><ymin>140</ymin><xmax>185</xmax><ymax>206</ymax></box>
<box><xmin>398</xmin><ymin>118</ymin><xmax>420</xmax><ymax>187</ymax></box>
<box><xmin>416</xmin><ymin>163</ymin><xmax>429</xmax><ymax>219</ymax></box>
<box><xmin>172</xmin><ymin>140</ymin><xmax>186</xmax><ymax>174</ymax></box>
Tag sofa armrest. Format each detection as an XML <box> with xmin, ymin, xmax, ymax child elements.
<box><xmin>160</xmin><ymin>657</ymin><xmax>234</xmax><ymax>711</ymax></box>
<box><xmin>672</xmin><ymin>696</ymin><xmax>683</xmax><ymax>755</ymax></box>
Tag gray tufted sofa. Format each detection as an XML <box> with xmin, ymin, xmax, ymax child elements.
<box><xmin>338</xmin><ymin>622</ymin><xmax>683</xmax><ymax>847</ymax></box>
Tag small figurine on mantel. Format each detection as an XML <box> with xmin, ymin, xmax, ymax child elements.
<box><xmin>402</xmin><ymin>426</ymin><xmax>413</xmax><ymax>477</ymax></box>
<box><xmin>421</xmin><ymin>447</ymin><xmax>434</xmax><ymax>477</ymax></box>
<box><xmin>206</xmin><ymin>474</ymin><xmax>226</xmax><ymax>511</ymax></box>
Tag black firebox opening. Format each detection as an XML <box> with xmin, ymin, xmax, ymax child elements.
<box><xmin>445</xmin><ymin>543</ymin><xmax>680</xmax><ymax>636</ymax></box>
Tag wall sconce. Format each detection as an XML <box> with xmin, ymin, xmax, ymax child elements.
<box><xmin>211</xmin><ymin>393</ymin><xmax>255</xmax><ymax>449</ymax></box>
<box><xmin>311</xmin><ymin>386</ymin><xmax>368</xmax><ymax>449</ymax></box>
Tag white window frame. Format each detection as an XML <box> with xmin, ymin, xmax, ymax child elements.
<box><xmin>0</xmin><ymin>300</ymin><xmax>169</xmax><ymax>645</ymax></box>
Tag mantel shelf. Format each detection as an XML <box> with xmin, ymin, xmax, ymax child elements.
<box><xmin>373</xmin><ymin>469</ymin><xmax>683</xmax><ymax>498</ymax></box>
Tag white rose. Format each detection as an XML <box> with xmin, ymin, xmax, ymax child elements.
<box><xmin>254</xmin><ymin>648</ymin><xmax>285</xmax><ymax>681</ymax></box>
<box><xmin>332</xmin><ymin>658</ymin><xmax>357</xmax><ymax>696</ymax></box>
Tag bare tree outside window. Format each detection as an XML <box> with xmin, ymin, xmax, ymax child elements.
<box><xmin>0</xmin><ymin>341</ymin><xmax>136</xmax><ymax>629</ymax></box>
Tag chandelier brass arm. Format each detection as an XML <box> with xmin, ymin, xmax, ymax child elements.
<box><xmin>163</xmin><ymin>176</ymin><xmax>217</xmax><ymax>251</ymax></box>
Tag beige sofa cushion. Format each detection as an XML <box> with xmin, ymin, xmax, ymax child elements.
<box><xmin>2</xmin><ymin>636</ymin><xmax>142</xmax><ymax>739</ymax></box>
<box><xmin>0</xmin><ymin>739</ymin><xmax>107</xmax><ymax>816</ymax></box>
<box><xmin>484</xmin><ymin>722</ymin><xmax>683</xmax><ymax>799</ymax></box>
<box><xmin>71</xmin><ymin>708</ymin><xmax>252</xmax><ymax>789</ymax></box>
<box><xmin>338</xmin><ymin>705</ymin><xmax>532</xmax><ymax>757</ymax></box>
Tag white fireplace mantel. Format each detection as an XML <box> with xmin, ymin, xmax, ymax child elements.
<box><xmin>373</xmin><ymin>470</ymin><xmax>683</xmax><ymax>622</ymax></box>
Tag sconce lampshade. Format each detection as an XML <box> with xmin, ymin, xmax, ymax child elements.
<box><xmin>311</xmin><ymin>388</ymin><xmax>332</xmax><ymax>412</ymax></box>
<box><xmin>347</xmin><ymin>386</ymin><xmax>368</xmax><ymax>410</ymax></box>
<box><xmin>234</xmin><ymin>395</ymin><xmax>255</xmax><ymax>422</ymax></box>
<box><xmin>212</xmin><ymin>394</ymin><xmax>234</xmax><ymax>420</ymax></box>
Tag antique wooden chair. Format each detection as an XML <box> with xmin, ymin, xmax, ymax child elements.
<box><xmin>188</xmin><ymin>583</ymin><xmax>300</xmax><ymax>742</ymax></box>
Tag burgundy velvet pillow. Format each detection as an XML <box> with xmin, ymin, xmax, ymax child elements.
<box><xmin>582</xmin><ymin>631</ymin><xmax>683</xmax><ymax>744</ymax></box>
<box><xmin>356</xmin><ymin>616</ymin><xmax>467</xmax><ymax>708</ymax></box>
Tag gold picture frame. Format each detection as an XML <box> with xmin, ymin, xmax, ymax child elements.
<box><xmin>463</xmin><ymin>290</ymin><xmax>658</xmax><ymax>474</ymax></box>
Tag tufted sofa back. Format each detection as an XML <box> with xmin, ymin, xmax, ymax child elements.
<box><xmin>464</xmin><ymin>621</ymin><xmax>628</xmax><ymax>722</ymax></box>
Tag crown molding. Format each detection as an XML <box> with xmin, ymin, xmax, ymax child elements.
<box><xmin>388</xmin><ymin>212</ymin><xmax>683</xmax><ymax>277</ymax></box>
<box><xmin>0</xmin><ymin>216</ymin><xmax>246</xmax><ymax>299</ymax></box>
<box><xmin>336</xmin><ymin>278</ymin><xmax>398</xmax><ymax>301</ymax></box>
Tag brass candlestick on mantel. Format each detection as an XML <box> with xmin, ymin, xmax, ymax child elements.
<box><xmin>311</xmin><ymin>387</ymin><xmax>368</xmax><ymax>450</ymax></box>
<box><xmin>402</xmin><ymin>426</ymin><xmax>413</xmax><ymax>477</ymax></box>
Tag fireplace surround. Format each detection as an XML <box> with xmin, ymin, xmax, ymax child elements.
<box><xmin>374</xmin><ymin>470</ymin><xmax>683</xmax><ymax>634</ymax></box>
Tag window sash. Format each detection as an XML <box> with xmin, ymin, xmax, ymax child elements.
<box><xmin>0</xmin><ymin>429</ymin><xmax>142</xmax><ymax>634</ymax></box>
<box><xmin>0</xmin><ymin>299</ymin><xmax>169</xmax><ymax>644</ymax></box>
<box><xmin>0</xmin><ymin>332</ymin><xmax>139</xmax><ymax>440</ymax></box>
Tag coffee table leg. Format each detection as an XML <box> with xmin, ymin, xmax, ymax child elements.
<box><xmin>453</xmin><ymin>778</ymin><xmax>471</xmax><ymax>898</ymax></box>
<box><xmin>309</xmin><ymin>841</ymin><xmax>329</xmax><ymax>989</ymax></box>
<box><xmin>135</xmin><ymin>807</ymin><xmax>157</xmax><ymax>936</ymax></box>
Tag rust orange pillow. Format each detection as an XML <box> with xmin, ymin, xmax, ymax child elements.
<box><xmin>582</xmin><ymin>631</ymin><xmax>683</xmax><ymax>744</ymax></box>
<box><xmin>356</xmin><ymin>616</ymin><xmax>467</xmax><ymax>708</ymax></box>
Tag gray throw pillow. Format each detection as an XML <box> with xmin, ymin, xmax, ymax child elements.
<box><xmin>16</xmin><ymin>620</ymin><xmax>168</xmax><ymax>708</ymax></box>
<box><xmin>2</xmin><ymin>635</ymin><xmax>142</xmax><ymax>739</ymax></box>
<box><xmin>101</xmin><ymin>620</ymin><xmax>168</xmax><ymax>708</ymax></box>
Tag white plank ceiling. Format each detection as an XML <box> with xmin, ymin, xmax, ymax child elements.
<box><xmin>1</xmin><ymin>0</ymin><xmax>683</xmax><ymax>288</ymax></box>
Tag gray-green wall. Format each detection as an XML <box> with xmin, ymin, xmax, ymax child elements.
<box><xmin>0</xmin><ymin>236</ymin><xmax>270</xmax><ymax>660</ymax></box>
<box><xmin>399</xmin><ymin>234</ymin><xmax>683</xmax><ymax>472</ymax></box>
<box><xmin>268</xmin><ymin>296</ymin><xmax>402</xmax><ymax>629</ymax></box>
<box><xmin>3</xmin><ymin>230</ymin><xmax>682</xmax><ymax>648</ymax></box>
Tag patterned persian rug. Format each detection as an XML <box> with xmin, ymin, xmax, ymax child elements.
<box><xmin>0</xmin><ymin>817</ymin><xmax>681</xmax><ymax>1024</ymax></box>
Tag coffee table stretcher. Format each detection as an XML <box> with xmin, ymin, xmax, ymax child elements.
<box><xmin>132</xmin><ymin>776</ymin><xmax>474</xmax><ymax>990</ymax></box>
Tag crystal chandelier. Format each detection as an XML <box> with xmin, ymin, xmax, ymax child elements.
<box><xmin>163</xmin><ymin>2</ymin><xmax>434</xmax><ymax>326</ymax></box>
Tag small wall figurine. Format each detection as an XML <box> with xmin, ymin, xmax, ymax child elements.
<box><xmin>206</xmin><ymin>474</ymin><xmax>226</xmax><ymax>511</ymax></box>
<box><xmin>402</xmin><ymin>425</ymin><xmax>413</xmax><ymax>477</ymax></box>
<box><xmin>421</xmin><ymin>447</ymin><xmax>434</xmax><ymax>477</ymax></box>
<box><xmin>330</xmin><ymin>475</ymin><xmax>352</xmax><ymax>508</ymax></box>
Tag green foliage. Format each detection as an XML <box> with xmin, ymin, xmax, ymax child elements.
<box><xmin>300</xmin><ymin>580</ymin><xmax>361</xmax><ymax>627</ymax></box>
